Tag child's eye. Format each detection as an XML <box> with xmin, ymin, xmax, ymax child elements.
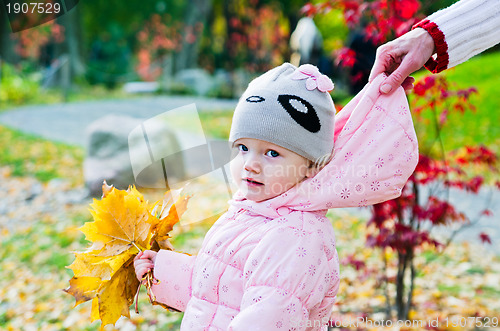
<box><xmin>266</xmin><ymin>150</ymin><xmax>279</xmax><ymax>157</ymax></box>
<box><xmin>238</xmin><ymin>144</ymin><xmax>248</xmax><ymax>152</ymax></box>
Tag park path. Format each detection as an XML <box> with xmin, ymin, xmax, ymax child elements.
<box><xmin>0</xmin><ymin>95</ymin><xmax>238</xmax><ymax>146</ymax></box>
<box><xmin>0</xmin><ymin>96</ymin><xmax>498</xmax><ymax>254</ymax></box>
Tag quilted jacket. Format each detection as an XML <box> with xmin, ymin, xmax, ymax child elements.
<box><xmin>151</xmin><ymin>74</ymin><xmax>419</xmax><ymax>330</ymax></box>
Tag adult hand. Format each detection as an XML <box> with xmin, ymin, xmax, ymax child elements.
<box><xmin>369</xmin><ymin>28</ymin><xmax>435</xmax><ymax>94</ymax></box>
<box><xmin>134</xmin><ymin>250</ymin><xmax>157</xmax><ymax>281</ymax></box>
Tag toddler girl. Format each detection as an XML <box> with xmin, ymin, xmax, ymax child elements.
<box><xmin>134</xmin><ymin>63</ymin><xmax>418</xmax><ymax>330</ymax></box>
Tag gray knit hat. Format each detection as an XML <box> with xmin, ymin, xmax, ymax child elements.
<box><xmin>229</xmin><ymin>63</ymin><xmax>335</xmax><ymax>161</ymax></box>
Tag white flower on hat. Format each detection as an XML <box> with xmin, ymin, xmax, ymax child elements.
<box><xmin>291</xmin><ymin>64</ymin><xmax>334</xmax><ymax>93</ymax></box>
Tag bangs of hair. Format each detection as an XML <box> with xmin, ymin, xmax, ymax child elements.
<box><xmin>312</xmin><ymin>150</ymin><xmax>334</xmax><ymax>170</ymax></box>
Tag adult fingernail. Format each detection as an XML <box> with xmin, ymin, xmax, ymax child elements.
<box><xmin>381</xmin><ymin>84</ymin><xmax>392</xmax><ymax>94</ymax></box>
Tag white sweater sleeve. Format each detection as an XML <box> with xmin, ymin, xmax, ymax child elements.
<box><xmin>413</xmin><ymin>0</ymin><xmax>500</xmax><ymax>73</ymax></box>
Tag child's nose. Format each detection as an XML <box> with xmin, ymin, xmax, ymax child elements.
<box><xmin>244</xmin><ymin>155</ymin><xmax>261</xmax><ymax>173</ymax></box>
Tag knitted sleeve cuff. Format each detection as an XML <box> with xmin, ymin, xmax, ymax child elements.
<box><xmin>412</xmin><ymin>19</ymin><xmax>449</xmax><ymax>73</ymax></box>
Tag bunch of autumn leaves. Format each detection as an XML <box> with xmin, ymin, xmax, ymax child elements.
<box><xmin>64</xmin><ymin>182</ymin><xmax>190</xmax><ymax>329</ymax></box>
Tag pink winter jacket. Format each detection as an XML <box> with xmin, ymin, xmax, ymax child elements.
<box><xmin>151</xmin><ymin>74</ymin><xmax>419</xmax><ymax>330</ymax></box>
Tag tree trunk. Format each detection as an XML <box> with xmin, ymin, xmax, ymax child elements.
<box><xmin>405</xmin><ymin>250</ymin><xmax>416</xmax><ymax>319</ymax></box>
<box><xmin>222</xmin><ymin>0</ymin><xmax>236</xmax><ymax>71</ymax></box>
<box><xmin>57</xmin><ymin>4</ymin><xmax>85</xmax><ymax>78</ymax></box>
<box><xmin>396</xmin><ymin>248</ymin><xmax>416</xmax><ymax>320</ymax></box>
<box><xmin>396</xmin><ymin>251</ymin><xmax>407</xmax><ymax>320</ymax></box>
<box><xmin>174</xmin><ymin>0</ymin><xmax>213</xmax><ymax>73</ymax></box>
<box><xmin>0</xmin><ymin>10</ymin><xmax>20</xmax><ymax>64</ymax></box>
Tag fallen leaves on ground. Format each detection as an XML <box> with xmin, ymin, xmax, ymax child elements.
<box><xmin>1</xmin><ymin>167</ymin><xmax>499</xmax><ymax>330</ymax></box>
<box><xmin>328</xmin><ymin>210</ymin><xmax>500</xmax><ymax>330</ymax></box>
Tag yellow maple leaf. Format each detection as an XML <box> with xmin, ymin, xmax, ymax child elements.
<box><xmin>65</xmin><ymin>181</ymin><xmax>190</xmax><ymax>330</ymax></box>
<box><xmin>65</xmin><ymin>276</ymin><xmax>101</xmax><ymax>306</ymax></box>
<box><xmin>150</xmin><ymin>189</ymin><xmax>191</xmax><ymax>247</ymax></box>
<box><xmin>66</xmin><ymin>252</ymin><xmax>113</xmax><ymax>280</ymax></box>
<box><xmin>92</xmin><ymin>262</ymin><xmax>139</xmax><ymax>326</ymax></box>
<box><xmin>82</xmin><ymin>184</ymin><xmax>153</xmax><ymax>255</ymax></box>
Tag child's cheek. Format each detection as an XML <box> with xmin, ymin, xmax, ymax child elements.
<box><xmin>229</xmin><ymin>156</ymin><xmax>243</xmax><ymax>184</ymax></box>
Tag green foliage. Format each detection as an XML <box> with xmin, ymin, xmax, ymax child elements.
<box><xmin>0</xmin><ymin>62</ymin><xmax>144</xmax><ymax>111</ymax></box>
<box><xmin>198</xmin><ymin>110</ymin><xmax>233</xmax><ymax>139</ymax></box>
<box><xmin>80</xmin><ymin>0</ymin><xmax>187</xmax><ymax>86</ymax></box>
<box><xmin>412</xmin><ymin>52</ymin><xmax>500</xmax><ymax>153</ymax></box>
<box><xmin>420</xmin><ymin>0</ymin><xmax>458</xmax><ymax>15</ymax></box>
<box><xmin>85</xmin><ymin>23</ymin><xmax>133</xmax><ymax>88</ymax></box>
<box><xmin>0</xmin><ymin>62</ymin><xmax>41</xmax><ymax>106</ymax></box>
<box><xmin>0</xmin><ymin>125</ymin><xmax>84</xmax><ymax>185</ymax></box>
<box><xmin>313</xmin><ymin>8</ymin><xmax>349</xmax><ymax>54</ymax></box>
<box><xmin>438</xmin><ymin>52</ymin><xmax>500</xmax><ymax>152</ymax></box>
<box><xmin>79</xmin><ymin>0</ymin><xmax>187</xmax><ymax>51</ymax></box>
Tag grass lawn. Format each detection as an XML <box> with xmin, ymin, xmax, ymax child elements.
<box><xmin>413</xmin><ymin>51</ymin><xmax>500</xmax><ymax>154</ymax></box>
<box><xmin>0</xmin><ymin>125</ymin><xmax>84</xmax><ymax>186</ymax></box>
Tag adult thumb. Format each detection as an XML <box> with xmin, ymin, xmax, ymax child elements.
<box><xmin>380</xmin><ymin>70</ymin><xmax>406</xmax><ymax>94</ymax></box>
<box><xmin>379</xmin><ymin>59</ymin><xmax>415</xmax><ymax>94</ymax></box>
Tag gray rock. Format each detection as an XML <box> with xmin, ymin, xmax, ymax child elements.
<box><xmin>213</xmin><ymin>69</ymin><xmax>231</xmax><ymax>87</ymax></box>
<box><xmin>175</xmin><ymin>68</ymin><xmax>214</xmax><ymax>96</ymax></box>
<box><xmin>209</xmin><ymin>69</ymin><xmax>234</xmax><ymax>98</ymax></box>
<box><xmin>84</xmin><ymin>114</ymin><xmax>185</xmax><ymax>196</ymax></box>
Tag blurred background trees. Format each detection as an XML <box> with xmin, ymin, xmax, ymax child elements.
<box><xmin>0</xmin><ymin>0</ymin><xmax>462</xmax><ymax>98</ymax></box>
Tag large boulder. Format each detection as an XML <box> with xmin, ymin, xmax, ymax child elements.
<box><xmin>174</xmin><ymin>68</ymin><xmax>214</xmax><ymax>96</ymax></box>
<box><xmin>84</xmin><ymin>114</ymin><xmax>185</xmax><ymax>196</ymax></box>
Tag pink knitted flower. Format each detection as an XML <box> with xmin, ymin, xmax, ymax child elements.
<box><xmin>291</xmin><ymin>64</ymin><xmax>334</xmax><ymax>93</ymax></box>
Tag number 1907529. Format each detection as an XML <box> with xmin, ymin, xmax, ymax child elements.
<box><xmin>5</xmin><ymin>2</ymin><xmax>61</xmax><ymax>14</ymax></box>
<box><xmin>442</xmin><ymin>316</ymin><xmax>499</xmax><ymax>328</ymax></box>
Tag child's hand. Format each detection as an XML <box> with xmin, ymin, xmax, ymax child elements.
<box><xmin>134</xmin><ymin>250</ymin><xmax>157</xmax><ymax>281</ymax></box>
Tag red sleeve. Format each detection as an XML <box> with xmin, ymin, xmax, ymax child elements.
<box><xmin>412</xmin><ymin>19</ymin><xmax>449</xmax><ymax>73</ymax></box>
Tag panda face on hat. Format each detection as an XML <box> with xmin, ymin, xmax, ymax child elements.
<box><xmin>246</xmin><ymin>93</ymin><xmax>322</xmax><ymax>133</ymax></box>
<box><xmin>229</xmin><ymin>63</ymin><xmax>336</xmax><ymax>162</ymax></box>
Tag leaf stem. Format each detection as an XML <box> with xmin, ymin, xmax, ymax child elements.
<box><xmin>132</xmin><ymin>242</ymin><xmax>142</xmax><ymax>252</ymax></box>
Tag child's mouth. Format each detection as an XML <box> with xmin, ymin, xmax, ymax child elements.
<box><xmin>244</xmin><ymin>178</ymin><xmax>264</xmax><ymax>186</ymax></box>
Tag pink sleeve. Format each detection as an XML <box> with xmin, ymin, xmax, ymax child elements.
<box><xmin>228</xmin><ymin>225</ymin><xmax>338</xmax><ymax>330</ymax></box>
<box><xmin>298</xmin><ymin>73</ymin><xmax>419</xmax><ymax>211</ymax></box>
<box><xmin>151</xmin><ymin>249</ymin><xmax>196</xmax><ymax>311</ymax></box>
